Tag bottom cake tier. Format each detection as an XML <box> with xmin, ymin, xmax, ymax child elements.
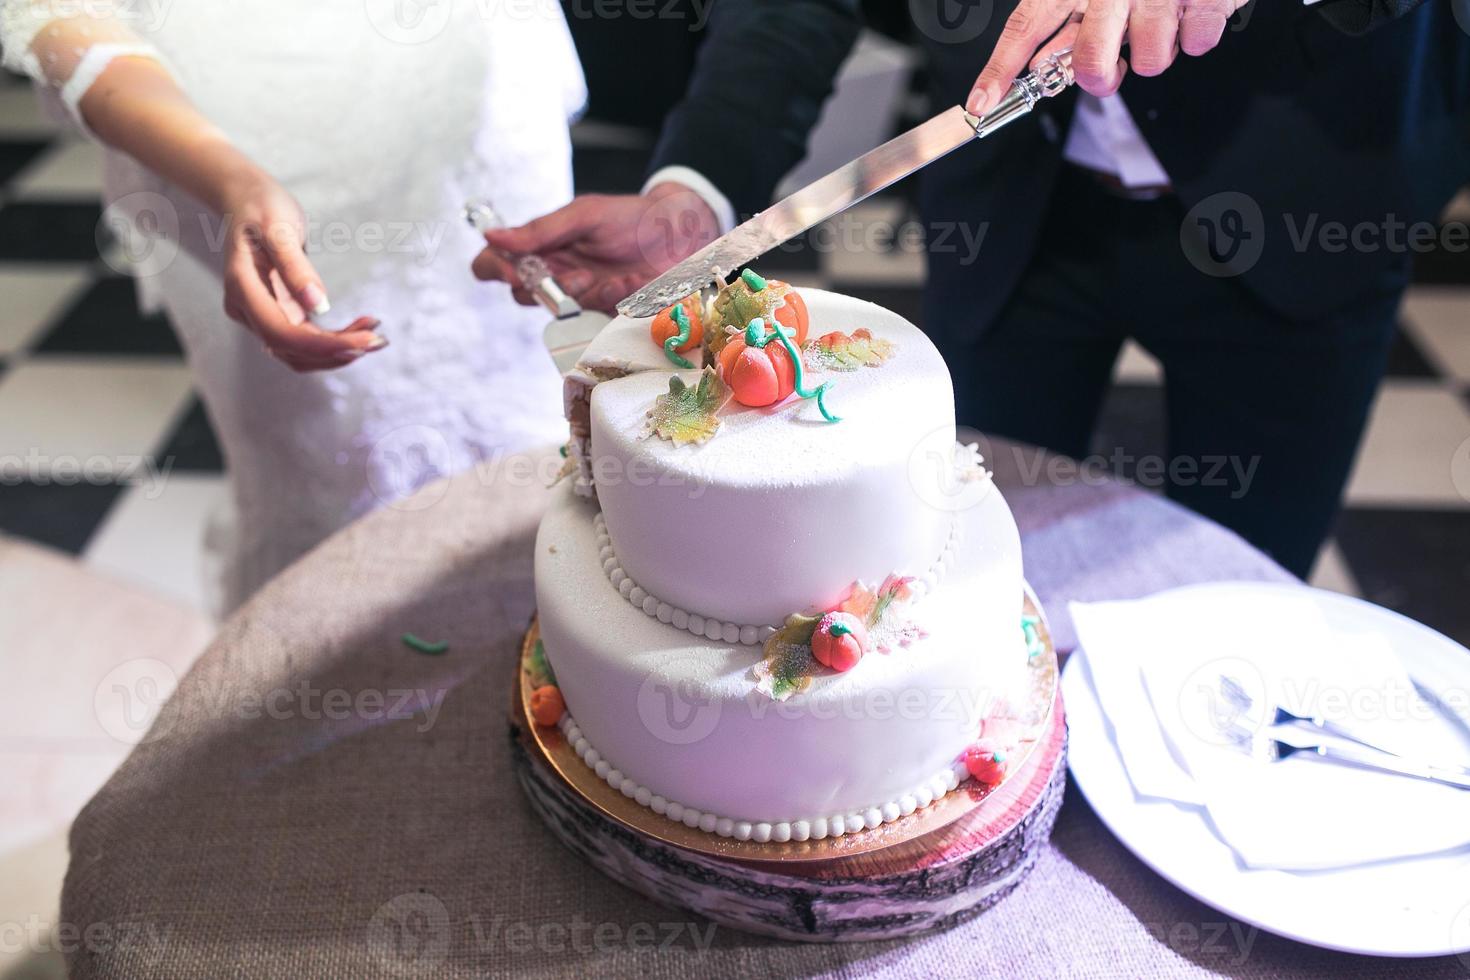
<box><xmin>532</xmin><ymin>477</ymin><xmax>1030</xmax><ymax>840</ymax></box>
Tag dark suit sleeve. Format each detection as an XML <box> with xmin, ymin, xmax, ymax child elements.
<box><xmin>647</xmin><ymin>0</ymin><xmax>862</xmax><ymax>219</ymax></box>
<box><xmin>1314</xmin><ymin>0</ymin><xmax>1429</xmax><ymax>34</ymax></box>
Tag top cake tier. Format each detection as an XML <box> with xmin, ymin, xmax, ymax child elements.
<box><xmin>588</xmin><ymin>288</ymin><xmax>957</xmax><ymax>629</ymax></box>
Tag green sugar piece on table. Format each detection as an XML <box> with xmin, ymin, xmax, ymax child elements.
<box><xmin>402</xmin><ymin>632</ymin><xmax>449</xmax><ymax>655</ymax></box>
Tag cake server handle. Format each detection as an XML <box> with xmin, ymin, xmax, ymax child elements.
<box><xmin>464</xmin><ymin>199</ymin><xmax>582</xmax><ymax>320</ymax></box>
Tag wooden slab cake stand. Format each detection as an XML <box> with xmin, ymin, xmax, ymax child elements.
<box><xmin>508</xmin><ymin>591</ymin><xmax>1066</xmax><ymax>943</ymax></box>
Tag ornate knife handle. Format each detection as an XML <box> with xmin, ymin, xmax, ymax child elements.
<box><xmin>463</xmin><ymin>199</ymin><xmax>582</xmax><ymax>320</ymax></box>
<box><xmin>968</xmin><ymin>49</ymin><xmax>1076</xmax><ymax>139</ymax></box>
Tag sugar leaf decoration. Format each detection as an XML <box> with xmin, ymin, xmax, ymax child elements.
<box><xmin>839</xmin><ymin>574</ymin><xmax>923</xmax><ymax>652</ymax></box>
<box><xmin>642</xmin><ymin>367</ymin><xmax>729</xmax><ymax>446</ymax></box>
<box><xmin>524</xmin><ymin>638</ymin><xmax>557</xmax><ymax>688</ymax></box>
<box><xmin>806</xmin><ymin>328</ymin><xmax>896</xmax><ymax>372</ymax></box>
<box><xmin>752</xmin><ymin>614</ymin><xmax>820</xmax><ymax>701</ymax></box>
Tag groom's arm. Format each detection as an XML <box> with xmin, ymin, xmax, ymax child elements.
<box><xmin>646</xmin><ymin>0</ymin><xmax>864</xmax><ymax>221</ymax></box>
<box><xmin>474</xmin><ymin>0</ymin><xmax>864</xmax><ymax>311</ymax></box>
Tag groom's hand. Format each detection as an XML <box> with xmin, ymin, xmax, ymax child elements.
<box><xmin>472</xmin><ymin>184</ymin><xmax>719</xmax><ymax>314</ymax></box>
<box><xmin>967</xmin><ymin>0</ymin><xmax>1246</xmax><ymax>115</ymax></box>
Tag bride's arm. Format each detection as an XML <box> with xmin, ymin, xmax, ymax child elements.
<box><xmin>0</xmin><ymin>5</ymin><xmax>387</xmax><ymax>372</ymax></box>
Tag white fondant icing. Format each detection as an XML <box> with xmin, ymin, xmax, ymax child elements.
<box><xmin>589</xmin><ymin>289</ymin><xmax>958</xmax><ymax>627</ymax></box>
<box><xmin>534</xmin><ymin>474</ymin><xmax>1027</xmax><ymax>824</ymax></box>
<box><xmin>592</xmin><ymin>508</ymin><xmax>961</xmax><ymax>645</ymax></box>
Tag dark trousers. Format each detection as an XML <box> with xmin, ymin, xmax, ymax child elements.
<box><xmin>942</xmin><ymin>166</ymin><xmax>1400</xmax><ymax>578</ymax></box>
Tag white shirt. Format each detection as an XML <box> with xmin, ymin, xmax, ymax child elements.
<box><xmin>1061</xmin><ymin>93</ymin><xmax>1172</xmax><ymax>188</ymax></box>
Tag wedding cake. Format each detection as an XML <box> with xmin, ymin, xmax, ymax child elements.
<box><xmin>528</xmin><ymin>271</ymin><xmax>1033</xmax><ymax>844</ymax></box>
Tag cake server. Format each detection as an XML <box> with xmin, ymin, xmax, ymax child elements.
<box><xmin>464</xmin><ymin>199</ymin><xmax>609</xmax><ymax>372</ymax></box>
<box><xmin>618</xmin><ymin>50</ymin><xmax>1076</xmax><ymax>318</ymax></box>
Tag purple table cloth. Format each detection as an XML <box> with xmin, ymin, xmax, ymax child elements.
<box><xmin>60</xmin><ymin>440</ymin><xmax>1468</xmax><ymax>978</ymax></box>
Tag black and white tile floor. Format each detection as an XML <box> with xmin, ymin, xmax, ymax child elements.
<box><xmin>3</xmin><ymin>70</ymin><xmax>1469</xmax><ymax>641</ymax></box>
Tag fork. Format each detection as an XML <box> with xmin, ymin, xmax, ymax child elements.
<box><xmin>1218</xmin><ymin>675</ymin><xmax>1470</xmax><ymax>776</ymax></box>
<box><xmin>1224</xmin><ymin>720</ymin><xmax>1470</xmax><ymax>790</ymax></box>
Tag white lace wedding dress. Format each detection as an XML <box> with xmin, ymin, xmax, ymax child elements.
<box><xmin>1</xmin><ymin>0</ymin><xmax>585</xmax><ymax>612</ymax></box>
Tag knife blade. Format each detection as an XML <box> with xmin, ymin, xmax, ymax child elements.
<box><xmin>618</xmin><ymin>50</ymin><xmax>1075</xmax><ymax>318</ymax></box>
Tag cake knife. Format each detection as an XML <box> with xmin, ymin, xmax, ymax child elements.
<box><xmin>464</xmin><ymin>199</ymin><xmax>609</xmax><ymax>373</ymax></box>
<box><xmin>618</xmin><ymin>50</ymin><xmax>1076</xmax><ymax>318</ymax></box>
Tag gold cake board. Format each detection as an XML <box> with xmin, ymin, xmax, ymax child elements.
<box><xmin>509</xmin><ymin>590</ymin><xmax>1066</xmax><ymax>940</ymax></box>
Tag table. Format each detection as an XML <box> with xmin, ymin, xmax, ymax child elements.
<box><xmin>60</xmin><ymin>440</ymin><xmax>1469</xmax><ymax>978</ymax></box>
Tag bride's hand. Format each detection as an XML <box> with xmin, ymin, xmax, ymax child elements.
<box><xmin>219</xmin><ymin>171</ymin><xmax>386</xmax><ymax>372</ymax></box>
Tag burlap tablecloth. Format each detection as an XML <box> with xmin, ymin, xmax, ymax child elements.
<box><xmin>60</xmin><ymin>440</ymin><xmax>1469</xmax><ymax>978</ymax></box>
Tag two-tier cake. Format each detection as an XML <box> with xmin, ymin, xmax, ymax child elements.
<box><xmin>528</xmin><ymin>271</ymin><xmax>1033</xmax><ymax>844</ymax></box>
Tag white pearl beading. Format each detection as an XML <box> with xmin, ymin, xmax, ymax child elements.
<box><xmin>557</xmin><ymin>710</ymin><xmax>967</xmax><ymax>843</ymax></box>
<box><xmin>592</xmin><ymin>512</ymin><xmax>961</xmax><ymax>646</ymax></box>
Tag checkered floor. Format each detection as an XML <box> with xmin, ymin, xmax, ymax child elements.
<box><xmin>2</xmin><ymin>69</ymin><xmax>1469</xmax><ymax>641</ymax></box>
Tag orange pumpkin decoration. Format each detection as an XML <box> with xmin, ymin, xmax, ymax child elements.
<box><xmin>708</xmin><ymin>272</ymin><xmax>810</xmax><ymax>357</ymax></box>
<box><xmin>771</xmin><ymin>290</ymin><xmax>809</xmax><ymax>347</ymax></box>
<box><xmin>962</xmin><ymin>743</ymin><xmax>1008</xmax><ymax>785</ymax></box>
<box><xmin>811</xmin><ymin>612</ymin><xmax>868</xmax><ymax>673</ymax></box>
<box><xmin>650</xmin><ymin>295</ymin><xmax>703</xmax><ymax>354</ymax></box>
<box><xmin>529</xmin><ymin>685</ymin><xmax>565</xmax><ymax>727</ymax></box>
<box><xmin>718</xmin><ymin>332</ymin><xmax>796</xmax><ymax>407</ymax></box>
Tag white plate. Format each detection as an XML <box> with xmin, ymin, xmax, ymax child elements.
<box><xmin>1062</xmin><ymin>581</ymin><xmax>1470</xmax><ymax>959</ymax></box>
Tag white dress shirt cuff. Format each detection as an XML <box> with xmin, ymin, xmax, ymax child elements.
<box><xmin>642</xmin><ymin>166</ymin><xmax>738</xmax><ymax>235</ymax></box>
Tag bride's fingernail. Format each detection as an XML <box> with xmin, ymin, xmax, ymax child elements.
<box><xmin>363</xmin><ymin>336</ymin><xmax>388</xmax><ymax>351</ymax></box>
<box><xmin>302</xmin><ymin>284</ymin><xmax>331</xmax><ymax>317</ymax></box>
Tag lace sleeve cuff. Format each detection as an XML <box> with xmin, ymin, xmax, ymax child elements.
<box><xmin>1</xmin><ymin>3</ymin><xmax>169</xmax><ymax>137</ymax></box>
<box><xmin>58</xmin><ymin>42</ymin><xmax>166</xmax><ymax>139</ymax></box>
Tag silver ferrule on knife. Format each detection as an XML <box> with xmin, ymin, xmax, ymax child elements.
<box><xmin>971</xmin><ymin>49</ymin><xmax>1075</xmax><ymax>138</ymax></box>
<box><xmin>464</xmin><ymin>199</ymin><xmax>582</xmax><ymax>320</ymax></box>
